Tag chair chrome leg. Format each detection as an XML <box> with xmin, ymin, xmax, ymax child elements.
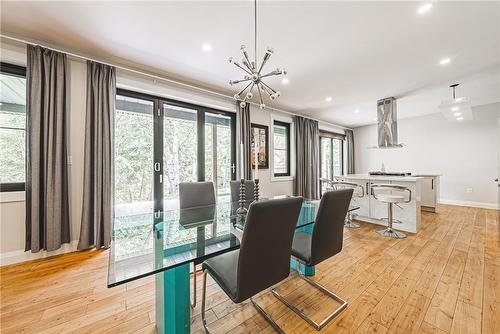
<box><xmin>271</xmin><ymin>262</ymin><xmax>348</xmax><ymax>330</ymax></box>
<box><xmin>191</xmin><ymin>263</ymin><xmax>197</xmax><ymax>308</ymax></box>
<box><xmin>250</xmin><ymin>297</ymin><xmax>286</xmax><ymax>334</ymax></box>
<box><xmin>201</xmin><ymin>270</ymin><xmax>211</xmax><ymax>334</ymax></box>
<box><xmin>344</xmin><ymin>212</ymin><xmax>360</xmax><ymax>228</ymax></box>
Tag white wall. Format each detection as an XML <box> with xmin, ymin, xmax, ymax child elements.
<box><xmin>353</xmin><ymin>103</ymin><xmax>500</xmax><ymax>209</ymax></box>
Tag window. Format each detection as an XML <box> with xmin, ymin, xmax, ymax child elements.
<box><xmin>273</xmin><ymin>120</ymin><xmax>290</xmax><ymax>177</ymax></box>
<box><xmin>0</xmin><ymin>63</ymin><xmax>27</xmax><ymax>192</ymax></box>
<box><xmin>320</xmin><ymin>135</ymin><xmax>344</xmax><ymax>194</ymax></box>
<box><xmin>114</xmin><ymin>89</ymin><xmax>236</xmax><ymax>217</ymax></box>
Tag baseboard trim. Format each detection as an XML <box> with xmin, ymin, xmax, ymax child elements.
<box><xmin>439</xmin><ymin>199</ymin><xmax>499</xmax><ymax>210</ymax></box>
<box><xmin>0</xmin><ymin>240</ymin><xmax>79</xmax><ymax>266</ymax></box>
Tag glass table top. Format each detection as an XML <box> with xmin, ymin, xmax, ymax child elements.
<box><xmin>108</xmin><ymin>197</ymin><xmax>359</xmax><ymax>287</ymax></box>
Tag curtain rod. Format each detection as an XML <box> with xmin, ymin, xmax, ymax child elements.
<box><xmin>0</xmin><ymin>33</ymin><xmax>352</xmax><ymax>130</ymax></box>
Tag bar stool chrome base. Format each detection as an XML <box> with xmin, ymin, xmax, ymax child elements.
<box><xmin>344</xmin><ymin>212</ymin><xmax>360</xmax><ymax>228</ymax></box>
<box><xmin>377</xmin><ymin>228</ymin><xmax>407</xmax><ymax>239</ymax></box>
<box><xmin>380</xmin><ymin>217</ymin><xmax>403</xmax><ymax>225</ymax></box>
<box><xmin>271</xmin><ymin>260</ymin><xmax>348</xmax><ymax>330</ymax></box>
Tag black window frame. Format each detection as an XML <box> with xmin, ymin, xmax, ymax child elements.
<box><xmin>115</xmin><ymin>88</ymin><xmax>237</xmax><ymax>214</ymax></box>
<box><xmin>0</xmin><ymin>62</ymin><xmax>27</xmax><ymax>192</ymax></box>
<box><xmin>273</xmin><ymin>120</ymin><xmax>291</xmax><ymax>177</ymax></box>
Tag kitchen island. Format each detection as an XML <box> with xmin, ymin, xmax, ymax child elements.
<box><xmin>338</xmin><ymin>174</ymin><xmax>426</xmax><ymax>233</ymax></box>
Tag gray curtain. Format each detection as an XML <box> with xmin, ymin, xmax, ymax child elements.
<box><xmin>345</xmin><ymin>129</ymin><xmax>355</xmax><ymax>174</ymax></box>
<box><xmin>294</xmin><ymin>116</ymin><xmax>320</xmax><ymax>199</ymax></box>
<box><xmin>26</xmin><ymin>45</ymin><xmax>70</xmax><ymax>252</ymax></box>
<box><xmin>238</xmin><ymin>101</ymin><xmax>252</xmax><ymax>179</ymax></box>
<box><xmin>78</xmin><ymin>61</ymin><xmax>116</xmax><ymax>250</ymax></box>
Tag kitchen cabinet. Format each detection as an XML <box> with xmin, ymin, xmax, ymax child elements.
<box><xmin>417</xmin><ymin>176</ymin><xmax>440</xmax><ymax>212</ymax></box>
<box><xmin>341</xmin><ymin>174</ymin><xmax>423</xmax><ymax>233</ymax></box>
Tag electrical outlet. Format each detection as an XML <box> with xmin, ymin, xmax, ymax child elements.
<box><xmin>466</xmin><ymin>188</ymin><xmax>473</xmax><ymax>193</ymax></box>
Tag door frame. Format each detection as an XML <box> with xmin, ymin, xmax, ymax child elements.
<box><xmin>116</xmin><ymin>88</ymin><xmax>236</xmax><ymax>214</ymax></box>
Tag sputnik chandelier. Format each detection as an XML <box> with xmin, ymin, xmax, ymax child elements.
<box><xmin>229</xmin><ymin>0</ymin><xmax>287</xmax><ymax>109</ymax></box>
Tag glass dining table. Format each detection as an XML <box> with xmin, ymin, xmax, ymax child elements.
<box><xmin>107</xmin><ymin>197</ymin><xmax>359</xmax><ymax>334</ymax></box>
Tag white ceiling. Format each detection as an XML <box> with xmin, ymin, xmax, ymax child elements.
<box><xmin>1</xmin><ymin>1</ymin><xmax>499</xmax><ymax>127</ymax></box>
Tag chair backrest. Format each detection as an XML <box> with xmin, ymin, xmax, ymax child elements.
<box><xmin>235</xmin><ymin>196</ymin><xmax>303</xmax><ymax>302</ymax></box>
<box><xmin>230</xmin><ymin>180</ymin><xmax>255</xmax><ymax>202</ymax></box>
<box><xmin>178</xmin><ymin>182</ymin><xmax>216</xmax><ymax>209</ymax></box>
<box><xmin>310</xmin><ymin>189</ymin><xmax>353</xmax><ymax>266</ymax></box>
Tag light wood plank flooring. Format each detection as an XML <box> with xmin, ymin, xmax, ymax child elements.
<box><xmin>1</xmin><ymin>205</ymin><xmax>499</xmax><ymax>334</ymax></box>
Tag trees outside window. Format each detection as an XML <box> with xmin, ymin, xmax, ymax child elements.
<box><xmin>320</xmin><ymin>136</ymin><xmax>344</xmax><ymax>194</ymax></box>
<box><xmin>0</xmin><ymin>63</ymin><xmax>26</xmax><ymax>192</ymax></box>
<box><xmin>273</xmin><ymin>121</ymin><xmax>290</xmax><ymax>177</ymax></box>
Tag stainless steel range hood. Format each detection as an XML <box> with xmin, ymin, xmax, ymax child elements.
<box><xmin>370</xmin><ymin>97</ymin><xmax>404</xmax><ymax>149</ymax></box>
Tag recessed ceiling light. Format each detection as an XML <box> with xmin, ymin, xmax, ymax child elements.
<box><xmin>354</xmin><ymin>109</ymin><xmax>360</xmax><ymax>113</ymax></box>
<box><xmin>453</xmin><ymin>112</ymin><xmax>462</xmax><ymax>117</ymax></box>
<box><xmin>281</xmin><ymin>78</ymin><xmax>289</xmax><ymax>85</ymax></box>
<box><xmin>439</xmin><ymin>57</ymin><xmax>451</xmax><ymax>65</ymax></box>
<box><xmin>451</xmin><ymin>106</ymin><xmax>460</xmax><ymax>112</ymax></box>
<box><xmin>202</xmin><ymin>43</ymin><xmax>212</xmax><ymax>52</ymax></box>
<box><xmin>325</xmin><ymin>97</ymin><xmax>333</xmax><ymax>102</ymax></box>
<box><xmin>456</xmin><ymin>116</ymin><xmax>464</xmax><ymax>121</ymax></box>
<box><xmin>418</xmin><ymin>3</ymin><xmax>433</xmax><ymax>14</ymax></box>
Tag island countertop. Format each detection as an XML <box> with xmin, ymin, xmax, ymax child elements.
<box><xmin>342</xmin><ymin>174</ymin><xmax>425</xmax><ymax>182</ymax></box>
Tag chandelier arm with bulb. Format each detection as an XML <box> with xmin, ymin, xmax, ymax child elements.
<box><xmin>228</xmin><ymin>0</ymin><xmax>286</xmax><ymax>109</ymax></box>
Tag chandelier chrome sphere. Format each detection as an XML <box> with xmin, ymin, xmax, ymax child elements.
<box><xmin>228</xmin><ymin>0</ymin><xmax>287</xmax><ymax>109</ymax></box>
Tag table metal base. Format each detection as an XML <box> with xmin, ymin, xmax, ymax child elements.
<box><xmin>155</xmin><ymin>263</ymin><xmax>191</xmax><ymax>334</ymax></box>
<box><xmin>290</xmin><ymin>258</ymin><xmax>315</xmax><ymax>276</ymax></box>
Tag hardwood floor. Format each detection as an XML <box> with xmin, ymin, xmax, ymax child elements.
<box><xmin>1</xmin><ymin>205</ymin><xmax>498</xmax><ymax>334</ymax></box>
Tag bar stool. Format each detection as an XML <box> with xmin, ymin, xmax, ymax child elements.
<box><xmin>371</xmin><ymin>184</ymin><xmax>411</xmax><ymax>239</ymax></box>
<box><xmin>320</xmin><ymin>178</ymin><xmax>364</xmax><ymax>228</ymax></box>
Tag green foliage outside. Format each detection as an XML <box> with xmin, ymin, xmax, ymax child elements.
<box><xmin>114</xmin><ymin>106</ymin><xmax>233</xmax><ymax>207</ymax></box>
<box><xmin>0</xmin><ymin>111</ymin><xmax>25</xmax><ymax>183</ymax></box>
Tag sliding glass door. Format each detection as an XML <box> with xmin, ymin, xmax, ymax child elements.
<box><xmin>320</xmin><ymin>136</ymin><xmax>344</xmax><ymax>194</ymax></box>
<box><xmin>114</xmin><ymin>94</ymin><xmax>155</xmax><ymax>217</ymax></box>
<box><xmin>162</xmin><ymin>103</ymin><xmax>199</xmax><ymax>210</ymax></box>
<box><xmin>205</xmin><ymin>111</ymin><xmax>235</xmax><ymax>202</ymax></box>
<box><xmin>115</xmin><ymin>89</ymin><xmax>236</xmax><ymax>216</ymax></box>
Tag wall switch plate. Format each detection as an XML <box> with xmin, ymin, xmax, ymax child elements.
<box><xmin>466</xmin><ymin>188</ymin><xmax>473</xmax><ymax>193</ymax></box>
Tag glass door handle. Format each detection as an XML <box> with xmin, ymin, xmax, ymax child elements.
<box><xmin>231</xmin><ymin>163</ymin><xmax>236</xmax><ymax>173</ymax></box>
<box><xmin>154</xmin><ymin>162</ymin><xmax>161</xmax><ymax>172</ymax></box>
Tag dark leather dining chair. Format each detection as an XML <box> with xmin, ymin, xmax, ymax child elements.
<box><xmin>179</xmin><ymin>181</ymin><xmax>216</xmax><ymax>209</ymax></box>
<box><xmin>178</xmin><ymin>181</ymin><xmax>216</xmax><ymax>308</ymax></box>
<box><xmin>272</xmin><ymin>189</ymin><xmax>353</xmax><ymax>330</ymax></box>
<box><xmin>230</xmin><ymin>180</ymin><xmax>255</xmax><ymax>202</ymax></box>
<box><xmin>200</xmin><ymin>196</ymin><xmax>303</xmax><ymax>334</ymax></box>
